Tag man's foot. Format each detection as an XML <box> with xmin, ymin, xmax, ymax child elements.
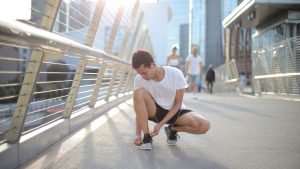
<box><xmin>139</xmin><ymin>134</ymin><xmax>152</xmax><ymax>150</ymax></box>
<box><xmin>164</xmin><ymin>125</ymin><xmax>179</xmax><ymax>145</ymax></box>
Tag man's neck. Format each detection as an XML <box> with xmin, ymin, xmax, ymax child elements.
<box><xmin>153</xmin><ymin>66</ymin><xmax>164</xmax><ymax>81</ymax></box>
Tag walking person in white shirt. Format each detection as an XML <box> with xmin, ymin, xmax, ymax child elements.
<box><xmin>185</xmin><ymin>47</ymin><xmax>203</xmax><ymax>99</ymax></box>
<box><xmin>132</xmin><ymin>49</ymin><xmax>210</xmax><ymax>150</ymax></box>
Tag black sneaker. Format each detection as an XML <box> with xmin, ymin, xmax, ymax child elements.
<box><xmin>139</xmin><ymin>134</ymin><xmax>152</xmax><ymax>150</ymax></box>
<box><xmin>164</xmin><ymin>125</ymin><xmax>179</xmax><ymax>145</ymax></box>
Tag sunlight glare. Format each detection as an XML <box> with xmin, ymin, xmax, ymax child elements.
<box><xmin>0</xmin><ymin>0</ymin><xmax>31</xmax><ymax>20</ymax></box>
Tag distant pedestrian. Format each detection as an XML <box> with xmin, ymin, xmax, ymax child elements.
<box><xmin>167</xmin><ymin>45</ymin><xmax>181</xmax><ymax>69</ymax></box>
<box><xmin>240</xmin><ymin>72</ymin><xmax>247</xmax><ymax>88</ymax></box>
<box><xmin>205</xmin><ymin>64</ymin><xmax>215</xmax><ymax>94</ymax></box>
<box><xmin>185</xmin><ymin>47</ymin><xmax>203</xmax><ymax>99</ymax></box>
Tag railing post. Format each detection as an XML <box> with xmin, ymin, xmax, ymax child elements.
<box><xmin>105</xmin><ymin>6</ymin><xmax>125</xmax><ymax>54</ymax></box>
<box><xmin>136</xmin><ymin>28</ymin><xmax>148</xmax><ymax>49</ymax></box>
<box><xmin>41</xmin><ymin>0</ymin><xmax>62</xmax><ymax>31</ymax></box>
<box><xmin>126</xmin><ymin>12</ymin><xmax>144</xmax><ymax>61</ymax></box>
<box><xmin>118</xmin><ymin>0</ymin><xmax>140</xmax><ymax>58</ymax></box>
<box><xmin>115</xmin><ymin>66</ymin><xmax>129</xmax><ymax>97</ymax></box>
<box><xmin>5</xmin><ymin>51</ymin><xmax>44</xmax><ymax>143</ymax></box>
<box><xmin>121</xmin><ymin>70</ymin><xmax>133</xmax><ymax>93</ymax></box>
<box><xmin>63</xmin><ymin>58</ymin><xmax>87</xmax><ymax>118</ymax></box>
<box><xmin>85</xmin><ymin>0</ymin><xmax>106</xmax><ymax>46</ymax></box>
<box><xmin>126</xmin><ymin>72</ymin><xmax>136</xmax><ymax>92</ymax></box>
<box><xmin>5</xmin><ymin>0</ymin><xmax>61</xmax><ymax>143</ymax></box>
<box><xmin>143</xmin><ymin>36</ymin><xmax>149</xmax><ymax>50</ymax></box>
<box><xmin>89</xmin><ymin>61</ymin><xmax>107</xmax><ymax>108</ymax></box>
<box><xmin>105</xmin><ymin>63</ymin><xmax>119</xmax><ymax>101</ymax></box>
<box><xmin>144</xmin><ymin>36</ymin><xmax>152</xmax><ymax>51</ymax></box>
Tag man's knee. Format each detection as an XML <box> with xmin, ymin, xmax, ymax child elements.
<box><xmin>196</xmin><ymin>119</ymin><xmax>210</xmax><ymax>134</ymax></box>
<box><xmin>133</xmin><ymin>88</ymin><xmax>147</xmax><ymax>102</ymax></box>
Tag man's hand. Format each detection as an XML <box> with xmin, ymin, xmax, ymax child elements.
<box><xmin>150</xmin><ymin>123</ymin><xmax>163</xmax><ymax>137</ymax></box>
<box><xmin>133</xmin><ymin>135</ymin><xmax>142</xmax><ymax>146</ymax></box>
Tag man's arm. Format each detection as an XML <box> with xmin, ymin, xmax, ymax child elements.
<box><xmin>185</xmin><ymin>60</ymin><xmax>190</xmax><ymax>76</ymax></box>
<box><xmin>150</xmin><ymin>89</ymin><xmax>184</xmax><ymax>136</ymax></box>
<box><xmin>199</xmin><ymin>62</ymin><xmax>202</xmax><ymax>80</ymax></box>
<box><xmin>157</xmin><ymin>89</ymin><xmax>184</xmax><ymax>126</ymax></box>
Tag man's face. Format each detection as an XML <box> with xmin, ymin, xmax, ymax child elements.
<box><xmin>135</xmin><ymin>64</ymin><xmax>153</xmax><ymax>80</ymax></box>
<box><xmin>192</xmin><ymin>48</ymin><xmax>197</xmax><ymax>55</ymax></box>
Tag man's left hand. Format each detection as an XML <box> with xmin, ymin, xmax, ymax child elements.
<box><xmin>151</xmin><ymin>123</ymin><xmax>163</xmax><ymax>137</ymax></box>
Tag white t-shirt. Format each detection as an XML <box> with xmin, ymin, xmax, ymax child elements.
<box><xmin>134</xmin><ymin>66</ymin><xmax>188</xmax><ymax>110</ymax></box>
<box><xmin>168</xmin><ymin>59</ymin><xmax>179</xmax><ymax>66</ymax></box>
<box><xmin>186</xmin><ymin>55</ymin><xmax>203</xmax><ymax>75</ymax></box>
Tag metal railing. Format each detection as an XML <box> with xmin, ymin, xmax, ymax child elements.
<box><xmin>0</xmin><ymin>19</ymin><xmax>134</xmax><ymax>143</ymax></box>
<box><xmin>252</xmin><ymin>36</ymin><xmax>300</xmax><ymax>96</ymax></box>
<box><xmin>0</xmin><ymin>0</ymin><xmax>150</xmax><ymax>144</ymax></box>
<box><xmin>213</xmin><ymin>60</ymin><xmax>241</xmax><ymax>93</ymax></box>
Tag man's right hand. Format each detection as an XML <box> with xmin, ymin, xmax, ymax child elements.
<box><xmin>133</xmin><ymin>135</ymin><xmax>142</xmax><ymax>146</ymax></box>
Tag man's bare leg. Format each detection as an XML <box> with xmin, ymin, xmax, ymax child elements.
<box><xmin>133</xmin><ymin>88</ymin><xmax>156</xmax><ymax>136</ymax></box>
<box><xmin>172</xmin><ymin>112</ymin><xmax>210</xmax><ymax>134</ymax></box>
<box><xmin>192</xmin><ymin>84</ymin><xmax>198</xmax><ymax>98</ymax></box>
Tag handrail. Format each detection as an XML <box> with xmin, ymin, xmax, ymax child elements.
<box><xmin>0</xmin><ymin>19</ymin><xmax>129</xmax><ymax>65</ymax></box>
<box><xmin>254</xmin><ymin>73</ymin><xmax>300</xmax><ymax>79</ymax></box>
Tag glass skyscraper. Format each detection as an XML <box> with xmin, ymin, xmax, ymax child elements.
<box><xmin>160</xmin><ymin>0</ymin><xmax>238</xmax><ymax>67</ymax></box>
<box><xmin>188</xmin><ymin>0</ymin><xmax>238</xmax><ymax>69</ymax></box>
<box><xmin>161</xmin><ymin>0</ymin><xmax>189</xmax><ymax>63</ymax></box>
<box><xmin>189</xmin><ymin>0</ymin><xmax>206</xmax><ymax>65</ymax></box>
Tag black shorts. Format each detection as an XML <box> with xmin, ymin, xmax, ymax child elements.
<box><xmin>149</xmin><ymin>102</ymin><xmax>192</xmax><ymax>125</ymax></box>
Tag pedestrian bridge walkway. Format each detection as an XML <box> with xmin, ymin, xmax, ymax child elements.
<box><xmin>1</xmin><ymin>1</ymin><xmax>300</xmax><ymax>168</ymax></box>
<box><xmin>20</xmin><ymin>93</ymin><xmax>300</xmax><ymax>169</ymax></box>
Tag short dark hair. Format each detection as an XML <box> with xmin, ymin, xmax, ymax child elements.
<box><xmin>131</xmin><ymin>49</ymin><xmax>154</xmax><ymax>69</ymax></box>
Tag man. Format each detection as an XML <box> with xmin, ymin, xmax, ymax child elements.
<box><xmin>132</xmin><ymin>49</ymin><xmax>210</xmax><ymax>150</ymax></box>
<box><xmin>185</xmin><ymin>47</ymin><xmax>203</xmax><ymax>99</ymax></box>
<box><xmin>205</xmin><ymin>64</ymin><xmax>215</xmax><ymax>94</ymax></box>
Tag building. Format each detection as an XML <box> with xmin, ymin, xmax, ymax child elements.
<box><xmin>162</xmin><ymin>0</ymin><xmax>189</xmax><ymax>63</ymax></box>
<box><xmin>206</xmin><ymin>0</ymin><xmax>222</xmax><ymax>68</ymax></box>
<box><xmin>179</xmin><ymin>23</ymin><xmax>189</xmax><ymax>61</ymax></box>
<box><xmin>140</xmin><ymin>2</ymin><xmax>169</xmax><ymax>64</ymax></box>
<box><xmin>222</xmin><ymin>0</ymin><xmax>300</xmax><ymax>95</ymax></box>
<box><xmin>189</xmin><ymin>0</ymin><xmax>206</xmax><ymax>67</ymax></box>
<box><xmin>189</xmin><ymin>0</ymin><xmax>238</xmax><ymax>71</ymax></box>
<box><xmin>220</xmin><ymin>0</ymin><xmax>239</xmax><ymax>63</ymax></box>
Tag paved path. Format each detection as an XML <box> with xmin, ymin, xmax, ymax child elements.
<box><xmin>22</xmin><ymin>93</ymin><xmax>300</xmax><ymax>169</ymax></box>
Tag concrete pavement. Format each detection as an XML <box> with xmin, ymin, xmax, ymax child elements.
<box><xmin>21</xmin><ymin>93</ymin><xmax>300</xmax><ymax>169</ymax></box>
